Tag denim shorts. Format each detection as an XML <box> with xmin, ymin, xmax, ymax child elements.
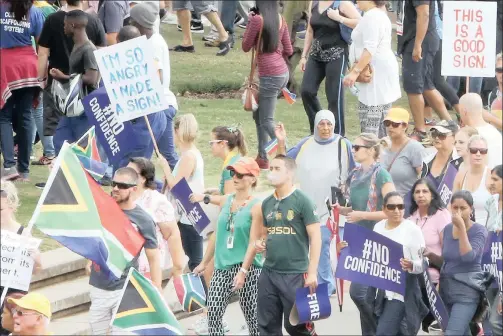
<box><xmin>172</xmin><ymin>0</ymin><xmax>217</xmax><ymax>14</ymax></box>
<box><xmin>402</xmin><ymin>49</ymin><xmax>436</xmax><ymax>94</ymax></box>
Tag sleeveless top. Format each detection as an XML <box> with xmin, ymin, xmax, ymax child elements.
<box><xmin>462</xmin><ymin>168</ymin><xmax>491</xmax><ymax>225</ymax></box>
<box><xmin>309</xmin><ymin>1</ymin><xmax>347</xmax><ymax>62</ymax></box>
<box><xmin>214</xmin><ymin>196</ymin><xmax>264</xmax><ymax>270</ymax></box>
<box><xmin>172</xmin><ymin>148</ymin><xmax>205</xmax><ymax>225</ymax></box>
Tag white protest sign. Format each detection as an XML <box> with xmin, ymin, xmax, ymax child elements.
<box><xmin>1</xmin><ymin>230</ymin><xmax>41</xmax><ymax>291</ymax></box>
<box><xmin>94</xmin><ymin>35</ymin><xmax>169</xmax><ymax>122</ymax></box>
<box><xmin>442</xmin><ymin>1</ymin><xmax>497</xmax><ymax>77</ymax></box>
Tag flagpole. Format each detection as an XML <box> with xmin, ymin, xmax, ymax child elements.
<box><xmin>0</xmin><ymin>142</ymin><xmax>69</xmax><ymax>305</ymax></box>
<box><xmin>143</xmin><ymin>116</ymin><xmax>161</xmax><ymax>158</ymax></box>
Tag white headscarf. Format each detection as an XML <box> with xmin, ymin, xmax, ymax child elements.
<box><xmin>313</xmin><ymin>110</ymin><xmax>336</xmax><ymax>143</ymax></box>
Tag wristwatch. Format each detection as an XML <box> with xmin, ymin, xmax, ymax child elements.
<box><xmin>203</xmin><ymin>195</ymin><xmax>210</xmax><ymax>204</ymax></box>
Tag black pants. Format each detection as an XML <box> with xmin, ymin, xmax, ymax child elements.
<box><xmin>429</xmin><ymin>39</ymin><xmax>459</xmax><ymax>107</ymax></box>
<box><xmin>301</xmin><ymin>55</ymin><xmax>346</xmax><ymax>136</ymax></box>
<box><xmin>257</xmin><ymin>267</ymin><xmax>315</xmax><ymax>336</ymax></box>
<box><xmin>177</xmin><ymin>222</ymin><xmax>203</xmax><ymax>271</ymax></box>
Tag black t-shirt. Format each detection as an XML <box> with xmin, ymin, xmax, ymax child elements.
<box><xmin>38</xmin><ymin>10</ymin><xmax>106</xmax><ymax>79</ymax></box>
<box><xmin>309</xmin><ymin>2</ymin><xmax>345</xmax><ymax>49</ymax></box>
<box><xmin>69</xmin><ymin>40</ymin><xmax>99</xmax><ymax>94</ymax></box>
<box><xmin>396</xmin><ymin>0</ymin><xmax>439</xmax><ymax>55</ymax></box>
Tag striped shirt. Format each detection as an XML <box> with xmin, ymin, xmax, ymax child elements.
<box><xmin>242</xmin><ymin>14</ymin><xmax>293</xmax><ymax>77</ymax></box>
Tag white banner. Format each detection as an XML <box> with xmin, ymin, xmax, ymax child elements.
<box><xmin>441</xmin><ymin>1</ymin><xmax>497</xmax><ymax>77</ymax></box>
<box><xmin>94</xmin><ymin>35</ymin><xmax>169</xmax><ymax>122</ymax></box>
<box><xmin>1</xmin><ymin>230</ymin><xmax>41</xmax><ymax>291</ymax></box>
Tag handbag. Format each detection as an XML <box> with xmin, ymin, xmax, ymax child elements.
<box><xmin>242</xmin><ymin>15</ymin><xmax>263</xmax><ymax>112</ymax></box>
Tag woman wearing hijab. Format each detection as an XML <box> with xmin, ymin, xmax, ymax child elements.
<box><xmin>275</xmin><ymin>109</ymin><xmax>355</xmax><ymax>295</ymax></box>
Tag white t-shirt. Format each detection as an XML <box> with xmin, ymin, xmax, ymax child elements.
<box><xmin>373</xmin><ymin>219</ymin><xmax>425</xmax><ymax>302</ymax></box>
<box><xmin>475</xmin><ymin>123</ymin><xmax>502</xmax><ymax>168</ymax></box>
<box><xmin>148</xmin><ymin>33</ymin><xmax>178</xmax><ymax>110</ymax></box>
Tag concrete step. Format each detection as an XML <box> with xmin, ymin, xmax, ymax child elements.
<box><xmin>31</xmin><ymin>248</ymin><xmax>86</xmax><ymax>290</ymax></box>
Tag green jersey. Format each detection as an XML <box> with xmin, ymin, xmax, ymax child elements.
<box><xmin>261</xmin><ymin>189</ymin><xmax>319</xmax><ymax>273</ymax></box>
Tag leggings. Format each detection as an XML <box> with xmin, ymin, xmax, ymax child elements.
<box><xmin>301</xmin><ymin>55</ymin><xmax>346</xmax><ymax>136</ymax></box>
<box><xmin>207</xmin><ymin>264</ymin><xmax>261</xmax><ymax>335</ymax></box>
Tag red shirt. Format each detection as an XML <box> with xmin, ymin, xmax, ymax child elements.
<box><xmin>242</xmin><ymin>14</ymin><xmax>293</xmax><ymax>77</ymax></box>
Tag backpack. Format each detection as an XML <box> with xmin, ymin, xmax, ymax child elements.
<box><xmin>332</xmin><ymin>0</ymin><xmax>355</xmax><ymax>44</ymax></box>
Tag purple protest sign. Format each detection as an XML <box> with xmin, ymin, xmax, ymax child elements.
<box><xmin>437</xmin><ymin>163</ymin><xmax>458</xmax><ymax>207</ymax></box>
<box><xmin>82</xmin><ymin>87</ymin><xmax>134</xmax><ymax>166</ymax></box>
<box><xmin>289</xmin><ymin>283</ymin><xmax>331</xmax><ymax>325</ymax></box>
<box><xmin>422</xmin><ymin>260</ymin><xmax>449</xmax><ymax>331</ymax></box>
<box><xmin>170</xmin><ymin>178</ymin><xmax>210</xmax><ymax>234</ymax></box>
<box><xmin>497</xmin><ymin>259</ymin><xmax>502</xmax><ymax>293</ymax></box>
<box><xmin>481</xmin><ymin>231</ymin><xmax>503</xmax><ymax>288</ymax></box>
<box><xmin>334</xmin><ymin>224</ymin><xmax>406</xmax><ymax>296</ymax></box>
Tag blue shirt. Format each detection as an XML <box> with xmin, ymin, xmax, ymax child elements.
<box><xmin>1</xmin><ymin>3</ymin><xmax>44</xmax><ymax>49</ymax></box>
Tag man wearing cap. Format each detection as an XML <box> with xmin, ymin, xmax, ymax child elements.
<box><xmin>7</xmin><ymin>293</ymin><xmax>52</xmax><ymax>336</ymax></box>
<box><xmin>125</xmin><ymin>2</ymin><xmax>179</xmax><ymax>171</ymax></box>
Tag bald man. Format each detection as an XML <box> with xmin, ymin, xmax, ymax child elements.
<box><xmin>459</xmin><ymin>93</ymin><xmax>502</xmax><ymax>168</ymax></box>
<box><xmin>117</xmin><ymin>25</ymin><xmax>141</xmax><ymax>43</ymax></box>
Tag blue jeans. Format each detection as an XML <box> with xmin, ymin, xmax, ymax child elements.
<box><xmin>54</xmin><ymin>114</ymin><xmax>91</xmax><ymax>155</ymax></box>
<box><xmin>220</xmin><ymin>0</ymin><xmax>238</xmax><ymax>33</ymax></box>
<box><xmin>487</xmin><ymin>288</ymin><xmax>502</xmax><ymax>336</ymax></box>
<box><xmin>447</xmin><ymin>76</ymin><xmax>483</xmax><ymax>95</ymax></box>
<box><xmin>317</xmin><ymin>225</ymin><xmax>336</xmax><ymax>295</ymax></box>
<box><xmin>0</xmin><ymin>87</ymin><xmax>36</xmax><ymax>176</ymax></box>
<box><xmin>31</xmin><ymin>95</ymin><xmax>55</xmax><ymax>157</ymax></box>
<box><xmin>350</xmin><ymin>282</ymin><xmax>377</xmax><ymax>336</ymax></box>
<box><xmin>157</xmin><ymin>106</ymin><xmax>179</xmax><ymax>169</ymax></box>
<box><xmin>178</xmin><ymin>222</ymin><xmax>203</xmax><ymax>271</ymax></box>
<box><xmin>376</xmin><ymin>299</ymin><xmax>406</xmax><ymax>336</ymax></box>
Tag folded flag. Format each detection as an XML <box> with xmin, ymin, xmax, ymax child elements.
<box><xmin>111</xmin><ymin>268</ymin><xmax>184</xmax><ymax>335</ymax></box>
<box><xmin>282</xmin><ymin>87</ymin><xmax>296</xmax><ymax>105</ymax></box>
<box><xmin>71</xmin><ymin>126</ymin><xmax>108</xmax><ymax>180</ymax></box>
<box><xmin>265</xmin><ymin>138</ymin><xmax>279</xmax><ymax>156</ymax></box>
<box><xmin>173</xmin><ymin>273</ymin><xmax>206</xmax><ymax>312</ymax></box>
<box><xmin>32</xmin><ymin>142</ymin><xmax>145</xmax><ymax>280</ymax></box>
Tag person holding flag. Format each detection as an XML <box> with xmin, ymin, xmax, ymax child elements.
<box><xmin>255</xmin><ymin>155</ymin><xmax>321</xmax><ymax>336</ymax></box>
<box><xmin>274</xmin><ymin>110</ymin><xmax>355</xmax><ymax>296</ymax></box>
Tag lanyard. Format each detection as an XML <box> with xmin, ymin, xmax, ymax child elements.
<box><xmin>226</xmin><ymin>195</ymin><xmax>252</xmax><ymax>232</ymax></box>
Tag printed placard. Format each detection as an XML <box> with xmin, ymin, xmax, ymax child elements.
<box><xmin>481</xmin><ymin>231</ymin><xmax>502</xmax><ymax>288</ymax></box>
<box><xmin>334</xmin><ymin>224</ymin><xmax>406</xmax><ymax>295</ymax></box>
<box><xmin>289</xmin><ymin>283</ymin><xmax>331</xmax><ymax>325</ymax></box>
<box><xmin>170</xmin><ymin>178</ymin><xmax>210</xmax><ymax>234</ymax></box>
<box><xmin>94</xmin><ymin>36</ymin><xmax>169</xmax><ymax>122</ymax></box>
<box><xmin>1</xmin><ymin>230</ymin><xmax>41</xmax><ymax>291</ymax></box>
<box><xmin>422</xmin><ymin>260</ymin><xmax>449</xmax><ymax>331</ymax></box>
<box><xmin>442</xmin><ymin>1</ymin><xmax>497</xmax><ymax>77</ymax></box>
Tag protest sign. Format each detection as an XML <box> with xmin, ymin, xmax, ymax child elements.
<box><xmin>82</xmin><ymin>87</ymin><xmax>134</xmax><ymax>166</ymax></box>
<box><xmin>289</xmin><ymin>283</ymin><xmax>331</xmax><ymax>325</ymax></box>
<box><xmin>334</xmin><ymin>224</ymin><xmax>405</xmax><ymax>296</ymax></box>
<box><xmin>481</xmin><ymin>231</ymin><xmax>502</xmax><ymax>288</ymax></box>
<box><xmin>437</xmin><ymin>163</ymin><xmax>458</xmax><ymax>207</ymax></box>
<box><xmin>1</xmin><ymin>230</ymin><xmax>41</xmax><ymax>291</ymax></box>
<box><xmin>442</xmin><ymin>1</ymin><xmax>497</xmax><ymax>77</ymax></box>
<box><xmin>94</xmin><ymin>36</ymin><xmax>169</xmax><ymax>122</ymax></box>
<box><xmin>496</xmin><ymin>259</ymin><xmax>502</xmax><ymax>293</ymax></box>
<box><xmin>422</xmin><ymin>260</ymin><xmax>449</xmax><ymax>331</ymax></box>
<box><xmin>170</xmin><ymin>179</ymin><xmax>210</xmax><ymax>234</ymax></box>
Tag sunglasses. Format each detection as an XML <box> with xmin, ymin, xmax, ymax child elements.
<box><xmin>208</xmin><ymin>140</ymin><xmax>227</xmax><ymax>146</ymax></box>
<box><xmin>12</xmin><ymin>309</ymin><xmax>40</xmax><ymax>318</ymax></box>
<box><xmin>469</xmin><ymin>147</ymin><xmax>488</xmax><ymax>155</ymax></box>
<box><xmin>430</xmin><ymin>130</ymin><xmax>450</xmax><ymax>140</ymax></box>
<box><xmin>111</xmin><ymin>181</ymin><xmax>136</xmax><ymax>189</ymax></box>
<box><xmin>352</xmin><ymin>144</ymin><xmax>371</xmax><ymax>152</ymax></box>
<box><xmin>496</xmin><ymin>67</ymin><xmax>503</xmax><ymax>74</ymax></box>
<box><xmin>229</xmin><ymin>170</ymin><xmax>252</xmax><ymax>179</ymax></box>
<box><xmin>383</xmin><ymin>120</ymin><xmax>404</xmax><ymax>128</ymax></box>
<box><xmin>386</xmin><ymin>203</ymin><xmax>405</xmax><ymax>211</ymax></box>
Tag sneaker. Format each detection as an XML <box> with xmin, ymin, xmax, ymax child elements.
<box><xmin>256</xmin><ymin>156</ymin><xmax>269</xmax><ymax>170</ymax></box>
<box><xmin>409</xmin><ymin>128</ymin><xmax>430</xmax><ymax>145</ymax></box>
<box><xmin>192</xmin><ymin>316</ymin><xmax>230</xmax><ymax>335</ymax></box>
<box><xmin>1</xmin><ymin>167</ymin><xmax>19</xmax><ymax>181</ymax></box>
<box><xmin>296</xmin><ymin>22</ymin><xmax>306</xmax><ymax>34</ymax></box>
<box><xmin>177</xmin><ymin>22</ymin><xmax>204</xmax><ymax>33</ymax></box>
<box><xmin>35</xmin><ymin>182</ymin><xmax>46</xmax><ymax>190</ymax></box>
<box><xmin>216</xmin><ymin>36</ymin><xmax>233</xmax><ymax>56</ymax></box>
<box><xmin>425</xmin><ymin>118</ymin><xmax>437</xmax><ymax>126</ymax></box>
<box><xmin>237</xmin><ymin>22</ymin><xmax>247</xmax><ymax>29</ymax></box>
<box><xmin>13</xmin><ymin>145</ymin><xmax>18</xmax><ymax>160</ymax></box>
<box><xmin>429</xmin><ymin>322</ymin><xmax>441</xmax><ymax>332</ymax></box>
<box><xmin>202</xmin><ymin>31</ymin><xmax>218</xmax><ymax>42</ymax></box>
<box><xmin>172</xmin><ymin>45</ymin><xmax>195</xmax><ymax>53</ymax></box>
<box><xmin>161</xmin><ymin>12</ymin><xmax>178</xmax><ymax>25</ymax></box>
<box><xmin>297</xmin><ymin>31</ymin><xmax>306</xmax><ymax>40</ymax></box>
<box><xmin>31</xmin><ymin>155</ymin><xmax>54</xmax><ymax>166</ymax></box>
<box><xmin>204</xmin><ymin>39</ymin><xmax>220</xmax><ymax>47</ymax></box>
<box><xmin>234</xmin><ymin>14</ymin><xmax>244</xmax><ymax>27</ymax></box>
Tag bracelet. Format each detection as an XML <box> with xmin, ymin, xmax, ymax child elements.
<box><xmin>239</xmin><ymin>267</ymin><xmax>248</xmax><ymax>274</ymax></box>
<box><xmin>301</xmin><ymin>55</ymin><xmax>307</xmax><ymax>59</ymax></box>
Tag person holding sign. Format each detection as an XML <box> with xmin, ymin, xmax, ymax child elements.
<box><xmin>191</xmin><ymin>157</ymin><xmax>263</xmax><ymax>336</ymax></box>
<box><xmin>256</xmin><ymin>155</ymin><xmax>321</xmax><ymax>336</ymax></box>
<box><xmin>440</xmin><ymin>191</ymin><xmax>489</xmax><ymax>336</ymax></box>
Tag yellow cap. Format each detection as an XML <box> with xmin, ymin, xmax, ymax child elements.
<box><xmin>384</xmin><ymin>108</ymin><xmax>410</xmax><ymax>124</ymax></box>
<box><xmin>8</xmin><ymin>293</ymin><xmax>52</xmax><ymax>318</ymax></box>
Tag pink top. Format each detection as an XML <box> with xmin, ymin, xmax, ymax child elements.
<box><xmin>242</xmin><ymin>14</ymin><xmax>293</xmax><ymax>77</ymax></box>
<box><xmin>408</xmin><ymin>208</ymin><xmax>451</xmax><ymax>283</ymax></box>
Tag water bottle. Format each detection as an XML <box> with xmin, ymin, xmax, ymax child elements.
<box><xmin>341</xmin><ymin>73</ymin><xmax>359</xmax><ymax>96</ymax></box>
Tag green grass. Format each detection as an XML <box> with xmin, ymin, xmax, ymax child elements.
<box><xmin>17</xmin><ymin>24</ymin><xmax>410</xmax><ymax>251</ymax></box>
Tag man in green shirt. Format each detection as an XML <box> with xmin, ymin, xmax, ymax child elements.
<box><xmin>255</xmin><ymin>155</ymin><xmax>321</xmax><ymax>335</ymax></box>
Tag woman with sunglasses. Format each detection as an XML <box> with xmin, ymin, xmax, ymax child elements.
<box><xmin>453</xmin><ymin>135</ymin><xmax>492</xmax><ymax>225</ymax></box>
<box><xmin>190</xmin><ymin>157</ymin><xmax>263</xmax><ymax>336</ymax></box>
<box><xmin>381</xmin><ymin>108</ymin><xmax>425</xmax><ymax>198</ymax></box>
<box><xmin>127</xmin><ymin>157</ymin><xmax>185</xmax><ymax>280</ymax></box>
<box><xmin>421</xmin><ymin>120</ymin><xmax>461</xmax><ymax>188</ymax></box>
<box><xmin>338</xmin><ymin>132</ymin><xmax>394</xmax><ymax>336</ymax></box>
<box><xmin>440</xmin><ymin>191</ymin><xmax>489</xmax><ymax>336</ymax></box>
<box><xmin>339</xmin><ymin>191</ymin><xmax>427</xmax><ymax>335</ymax></box>
<box><xmin>408</xmin><ymin>178</ymin><xmax>451</xmax><ymax>332</ymax></box>
<box><xmin>454</xmin><ymin>126</ymin><xmax>479</xmax><ymax>173</ymax></box>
